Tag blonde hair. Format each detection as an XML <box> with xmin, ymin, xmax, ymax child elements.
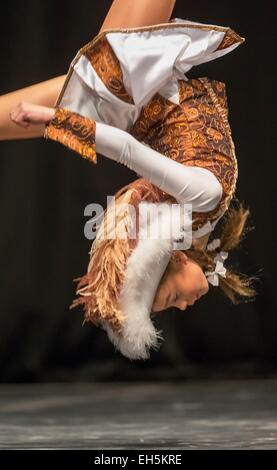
<box><xmin>185</xmin><ymin>199</ymin><xmax>260</xmax><ymax>304</ymax></box>
<box><xmin>71</xmin><ymin>175</ymin><xmax>259</xmax><ymax>331</ymax></box>
<box><xmin>70</xmin><ymin>179</ymin><xmax>163</xmax><ymax>332</ymax></box>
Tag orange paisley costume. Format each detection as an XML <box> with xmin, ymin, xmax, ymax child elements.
<box><xmin>44</xmin><ymin>19</ymin><xmax>245</xmax><ymax>359</ymax></box>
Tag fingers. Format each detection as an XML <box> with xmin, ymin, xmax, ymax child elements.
<box><xmin>9</xmin><ymin>102</ymin><xmax>55</xmax><ymax>127</ymax></box>
<box><xmin>9</xmin><ymin>102</ymin><xmax>30</xmax><ymax>127</ymax></box>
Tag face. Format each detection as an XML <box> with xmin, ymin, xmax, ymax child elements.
<box><xmin>152</xmin><ymin>251</ymin><xmax>209</xmax><ymax>312</ymax></box>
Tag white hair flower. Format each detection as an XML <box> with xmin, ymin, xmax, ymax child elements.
<box><xmin>204</xmin><ymin>250</ymin><xmax>229</xmax><ymax>286</ymax></box>
<box><xmin>206</xmin><ymin>237</ymin><xmax>221</xmax><ymax>251</ymax></box>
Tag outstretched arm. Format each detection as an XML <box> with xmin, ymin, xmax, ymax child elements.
<box><xmin>11</xmin><ymin>103</ymin><xmax>222</xmax><ymax>213</ymax></box>
<box><xmin>1</xmin><ymin>0</ymin><xmax>176</xmax><ymax>141</ymax></box>
<box><xmin>0</xmin><ymin>75</ymin><xmax>66</xmax><ymax>140</ymax></box>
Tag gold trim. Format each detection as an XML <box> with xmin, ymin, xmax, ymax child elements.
<box><xmin>83</xmin><ymin>36</ymin><xmax>134</xmax><ymax>104</ymax></box>
<box><xmin>55</xmin><ymin>65</ymin><xmax>74</xmax><ymax>107</ymax></box>
<box><xmin>44</xmin><ymin>107</ymin><xmax>97</xmax><ymax>164</ymax></box>
<box><xmin>216</xmin><ymin>28</ymin><xmax>243</xmax><ymax>51</ymax></box>
<box><xmin>80</xmin><ymin>22</ymin><xmax>245</xmax><ymax>56</ymax></box>
<box><xmin>198</xmin><ymin>77</ymin><xmax>238</xmax><ymax>218</ymax></box>
<box><xmin>55</xmin><ymin>21</ymin><xmax>245</xmax><ymax>107</ymax></box>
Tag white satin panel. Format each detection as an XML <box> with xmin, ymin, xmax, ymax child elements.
<box><xmin>106</xmin><ymin>29</ymin><xmax>190</xmax><ymax>107</ymax></box>
<box><xmin>60</xmin><ymin>59</ymin><xmax>140</xmax><ymax>131</ymax></box>
<box><xmin>106</xmin><ymin>22</ymin><xmax>240</xmax><ymax>107</ymax></box>
<box><xmin>59</xmin><ymin>20</ymin><xmax>242</xmax><ymax>130</ymax></box>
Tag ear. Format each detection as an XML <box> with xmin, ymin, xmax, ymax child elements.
<box><xmin>172</xmin><ymin>250</ymin><xmax>188</xmax><ymax>264</ymax></box>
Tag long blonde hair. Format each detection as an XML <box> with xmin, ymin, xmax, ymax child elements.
<box><xmin>185</xmin><ymin>199</ymin><xmax>260</xmax><ymax>304</ymax></box>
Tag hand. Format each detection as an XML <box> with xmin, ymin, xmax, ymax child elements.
<box><xmin>9</xmin><ymin>101</ymin><xmax>55</xmax><ymax>128</ymax></box>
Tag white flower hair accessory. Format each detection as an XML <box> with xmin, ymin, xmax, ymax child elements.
<box><xmin>204</xmin><ymin>238</ymin><xmax>229</xmax><ymax>286</ymax></box>
<box><xmin>206</xmin><ymin>237</ymin><xmax>221</xmax><ymax>251</ymax></box>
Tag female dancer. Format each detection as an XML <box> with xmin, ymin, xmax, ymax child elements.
<box><xmin>2</xmin><ymin>0</ymin><xmax>257</xmax><ymax>359</ymax></box>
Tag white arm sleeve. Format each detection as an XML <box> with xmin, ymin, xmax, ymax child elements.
<box><xmin>95</xmin><ymin>121</ymin><xmax>223</xmax><ymax>212</ymax></box>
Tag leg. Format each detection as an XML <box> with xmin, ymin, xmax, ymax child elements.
<box><xmin>99</xmin><ymin>0</ymin><xmax>176</xmax><ymax>33</ymax></box>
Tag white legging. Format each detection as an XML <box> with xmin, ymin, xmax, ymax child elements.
<box><xmin>95</xmin><ymin>120</ymin><xmax>223</xmax><ymax>212</ymax></box>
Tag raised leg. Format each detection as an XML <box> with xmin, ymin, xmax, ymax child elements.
<box><xmin>99</xmin><ymin>0</ymin><xmax>176</xmax><ymax>33</ymax></box>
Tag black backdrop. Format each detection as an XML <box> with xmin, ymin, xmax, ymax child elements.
<box><xmin>0</xmin><ymin>0</ymin><xmax>275</xmax><ymax>382</ymax></box>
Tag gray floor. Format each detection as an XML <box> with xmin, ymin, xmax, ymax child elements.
<box><xmin>0</xmin><ymin>379</ymin><xmax>277</xmax><ymax>449</ymax></box>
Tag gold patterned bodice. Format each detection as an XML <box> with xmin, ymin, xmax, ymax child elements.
<box><xmin>128</xmin><ymin>77</ymin><xmax>238</xmax><ymax>231</ymax></box>
<box><xmin>49</xmin><ymin>25</ymin><xmax>240</xmax><ymax>233</ymax></box>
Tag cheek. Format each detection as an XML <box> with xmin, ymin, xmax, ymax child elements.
<box><xmin>177</xmin><ymin>264</ymin><xmax>203</xmax><ymax>293</ymax></box>
<box><xmin>176</xmin><ymin>271</ymin><xmax>190</xmax><ymax>294</ymax></box>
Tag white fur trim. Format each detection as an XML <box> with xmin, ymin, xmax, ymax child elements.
<box><xmin>102</xmin><ymin>203</ymin><xmax>188</xmax><ymax>360</ymax></box>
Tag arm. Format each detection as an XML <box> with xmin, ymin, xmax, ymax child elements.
<box><xmin>0</xmin><ymin>75</ymin><xmax>66</xmax><ymax>140</ymax></box>
<box><xmin>10</xmin><ymin>102</ymin><xmax>222</xmax><ymax>212</ymax></box>
<box><xmin>3</xmin><ymin>0</ymin><xmax>176</xmax><ymax>141</ymax></box>
<box><xmin>99</xmin><ymin>0</ymin><xmax>176</xmax><ymax>33</ymax></box>
<box><xmin>95</xmin><ymin>121</ymin><xmax>223</xmax><ymax>212</ymax></box>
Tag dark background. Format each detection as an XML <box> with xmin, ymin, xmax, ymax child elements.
<box><xmin>0</xmin><ymin>0</ymin><xmax>275</xmax><ymax>382</ymax></box>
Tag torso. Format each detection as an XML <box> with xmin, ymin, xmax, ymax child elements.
<box><xmin>128</xmin><ymin>77</ymin><xmax>238</xmax><ymax>232</ymax></box>
<box><xmin>60</xmin><ymin>28</ymin><xmax>238</xmax><ymax>235</ymax></box>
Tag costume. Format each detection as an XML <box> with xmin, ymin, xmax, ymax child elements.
<box><xmin>44</xmin><ymin>19</ymin><xmax>244</xmax><ymax>360</ymax></box>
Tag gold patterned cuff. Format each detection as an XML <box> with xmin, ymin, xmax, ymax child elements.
<box><xmin>44</xmin><ymin>107</ymin><xmax>97</xmax><ymax>164</ymax></box>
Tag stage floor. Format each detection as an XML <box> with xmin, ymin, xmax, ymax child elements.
<box><xmin>0</xmin><ymin>379</ymin><xmax>277</xmax><ymax>449</ymax></box>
